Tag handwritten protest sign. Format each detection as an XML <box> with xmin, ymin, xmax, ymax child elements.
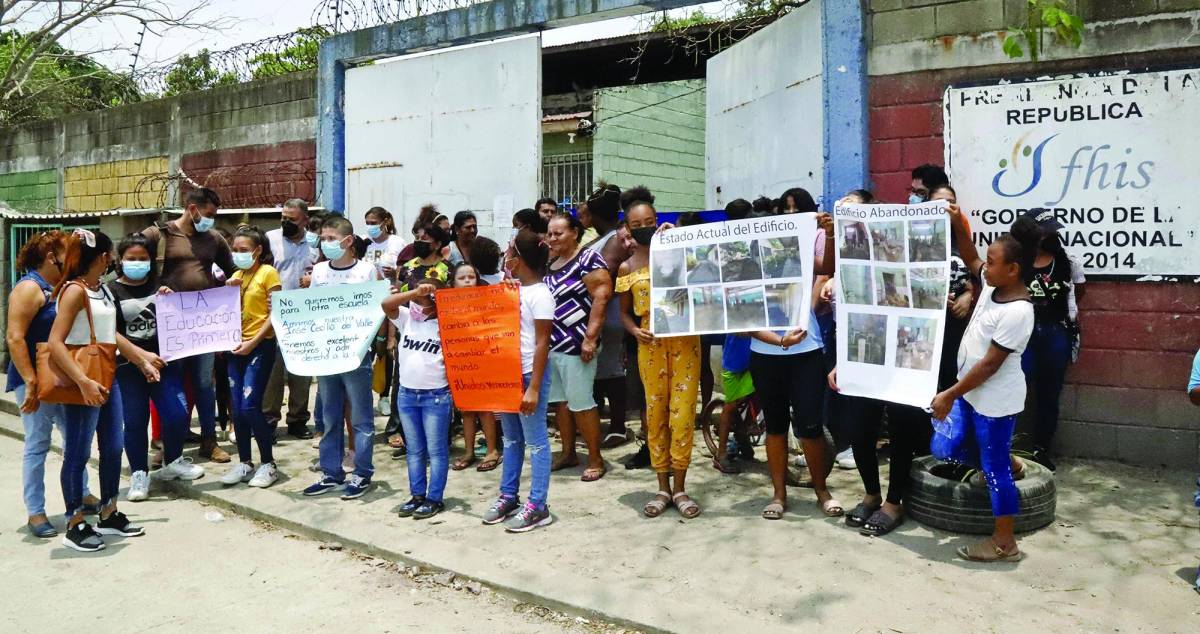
<box><xmin>833</xmin><ymin>201</ymin><xmax>950</xmax><ymax>408</ymax></box>
<box><xmin>156</xmin><ymin>286</ymin><xmax>241</xmax><ymax>362</ymax></box>
<box><xmin>649</xmin><ymin>214</ymin><xmax>816</xmax><ymax>337</ymax></box>
<box><xmin>436</xmin><ymin>285</ymin><xmax>523</xmax><ymax>413</ymax></box>
<box><xmin>270</xmin><ymin>281</ymin><xmax>390</xmax><ymax>376</ymax></box>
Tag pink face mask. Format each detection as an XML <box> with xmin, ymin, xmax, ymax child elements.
<box><xmin>409</xmin><ymin>301</ymin><xmax>430</xmax><ymax>322</ymax></box>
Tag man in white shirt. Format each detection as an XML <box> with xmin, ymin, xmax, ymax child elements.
<box><xmin>263</xmin><ymin>198</ymin><xmax>320</xmax><ymax>439</ymax></box>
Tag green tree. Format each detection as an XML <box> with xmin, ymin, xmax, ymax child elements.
<box><xmin>0</xmin><ymin>31</ymin><xmax>140</xmax><ymax>125</ymax></box>
<box><xmin>162</xmin><ymin>49</ymin><xmax>238</xmax><ymax>97</ymax></box>
<box><xmin>1003</xmin><ymin>0</ymin><xmax>1085</xmax><ymax>62</ymax></box>
<box><xmin>248</xmin><ymin>27</ymin><xmax>329</xmax><ymax>79</ymax></box>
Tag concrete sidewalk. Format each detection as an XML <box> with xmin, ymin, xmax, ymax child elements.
<box><xmin>2</xmin><ymin>392</ymin><xmax>1197</xmax><ymax>632</ymax></box>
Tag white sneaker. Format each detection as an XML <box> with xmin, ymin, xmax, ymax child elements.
<box><xmin>219</xmin><ymin>462</ymin><xmax>254</xmax><ymax>485</ymax></box>
<box><xmin>248</xmin><ymin>463</ymin><xmax>278</xmax><ymax>488</ymax></box>
<box><xmin>157</xmin><ymin>456</ymin><xmax>205</xmax><ymax>481</ymax></box>
<box><xmin>127</xmin><ymin>470</ymin><xmax>150</xmax><ymax>502</ymax></box>
<box><xmin>374</xmin><ymin>396</ymin><xmax>391</xmax><ymax>416</ymax></box>
<box><xmin>835</xmin><ymin>448</ymin><xmax>857</xmax><ymax>470</ymax></box>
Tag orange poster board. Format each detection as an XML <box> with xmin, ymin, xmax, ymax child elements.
<box><xmin>436</xmin><ymin>284</ymin><xmax>524</xmax><ymax>413</ymax></box>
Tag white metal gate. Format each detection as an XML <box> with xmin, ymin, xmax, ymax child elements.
<box><xmin>344</xmin><ymin>35</ymin><xmax>542</xmax><ymax>241</ymax></box>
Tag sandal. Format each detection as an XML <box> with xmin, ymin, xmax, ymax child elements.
<box><xmin>818</xmin><ymin>494</ymin><xmax>844</xmax><ymax>517</ymax></box>
<box><xmin>452</xmin><ymin>456</ymin><xmax>475</xmax><ymax>471</ymax></box>
<box><xmin>845</xmin><ymin>502</ymin><xmax>881</xmax><ymax>528</ymax></box>
<box><xmin>860</xmin><ymin>509</ymin><xmax>903</xmax><ymax>536</ymax></box>
<box><xmin>761</xmin><ymin>500</ymin><xmax>785</xmax><ymax>520</ymax></box>
<box><xmin>387</xmin><ymin>434</ymin><xmax>404</xmax><ymax>449</ymax></box>
<box><xmin>672</xmin><ymin>492</ymin><xmax>701</xmax><ymax>519</ymax></box>
<box><xmin>601</xmin><ymin>432</ymin><xmax>628</xmax><ymax>449</ymax></box>
<box><xmin>476</xmin><ymin>457</ymin><xmax>501</xmax><ymax>472</ymax></box>
<box><xmin>643</xmin><ymin>491</ymin><xmax>671</xmax><ymax>518</ymax></box>
<box><xmin>957</xmin><ymin>538</ymin><xmax>1023</xmax><ymax>562</ymax></box>
<box><xmin>551</xmin><ymin>455</ymin><xmax>580</xmax><ymax>472</ymax></box>
<box><xmin>581</xmin><ymin>466</ymin><xmax>606</xmax><ymax>482</ymax></box>
<box><xmin>712</xmin><ymin>455</ymin><xmax>742</xmax><ymax>474</ymax></box>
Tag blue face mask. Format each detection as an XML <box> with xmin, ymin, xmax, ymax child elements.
<box><xmin>321</xmin><ymin>239</ymin><xmax>346</xmax><ymax>261</ymax></box>
<box><xmin>232</xmin><ymin>252</ymin><xmax>256</xmax><ymax>270</ymax></box>
<box><xmin>122</xmin><ymin>260</ymin><xmax>151</xmax><ymax>281</ymax></box>
<box><xmin>908</xmin><ymin>193</ymin><xmax>925</xmax><ymax>205</ymax></box>
<box><xmin>194</xmin><ymin>215</ymin><xmax>215</xmax><ymax>232</ymax></box>
<box><xmin>305</xmin><ymin>231</ymin><xmax>319</xmax><ymax>247</ymax></box>
<box><xmin>366</xmin><ymin>225</ymin><xmax>382</xmax><ymax>239</ymax></box>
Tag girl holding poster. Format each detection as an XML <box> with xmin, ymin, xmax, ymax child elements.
<box><xmin>448</xmin><ymin>263</ymin><xmax>502</xmax><ymax>473</ymax></box>
<box><xmin>615</xmin><ymin>188</ymin><xmax>704</xmax><ymax>520</ymax></box>
<box><xmin>930</xmin><ymin>205</ymin><xmax>1036</xmax><ymax>562</ymax></box>
<box><xmin>481</xmin><ymin>230</ymin><xmax>556</xmax><ymax>533</ymax></box>
<box><xmin>219</xmin><ymin>226</ymin><xmax>283</xmax><ymax>489</ymax></box>
<box><xmin>382</xmin><ymin>278</ymin><xmax>453</xmax><ymax>520</ymax></box>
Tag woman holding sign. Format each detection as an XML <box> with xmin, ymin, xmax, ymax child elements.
<box><xmin>616</xmin><ymin>188</ymin><xmax>704</xmax><ymax>519</ymax></box>
<box><xmin>218</xmin><ymin>226</ymin><xmax>284</xmax><ymax>489</ymax></box>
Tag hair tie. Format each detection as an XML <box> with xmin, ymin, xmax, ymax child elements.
<box><xmin>73</xmin><ymin>228</ymin><xmax>96</xmax><ymax>248</ymax></box>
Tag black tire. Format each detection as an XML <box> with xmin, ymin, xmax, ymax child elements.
<box><xmin>699</xmin><ymin>398</ymin><xmax>724</xmax><ymax>458</ymax></box>
<box><xmin>908</xmin><ymin>456</ymin><xmax>1056</xmax><ymax>535</ymax></box>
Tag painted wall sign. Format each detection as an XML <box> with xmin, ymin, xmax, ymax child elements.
<box><xmin>944</xmin><ymin>67</ymin><xmax>1199</xmax><ymax>278</ymax></box>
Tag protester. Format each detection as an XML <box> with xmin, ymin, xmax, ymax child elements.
<box><xmin>383</xmin><ymin>278</ymin><xmax>453</xmax><ymax>519</ymax></box>
<box><xmin>544</xmin><ymin>211</ymin><xmax>611</xmax><ymax>481</ymax></box>
<box><xmin>109</xmin><ymin>233</ymin><xmax>202</xmax><ymax>504</ymax></box>
<box><xmin>263</xmin><ymin>198</ymin><xmax>319</xmax><ymax>440</ymax></box>
<box><xmin>468</xmin><ymin>237</ymin><xmax>505</xmax><ymax>285</ymax></box>
<box><xmin>779</xmin><ymin>188</ymin><xmax>818</xmax><ymax>214</ymax></box>
<box><xmin>142</xmin><ymin>187</ymin><xmax>234</xmax><ymax>463</ymax></box>
<box><xmin>6</xmin><ymin>230</ymin><xmax>99</xmax><ymax>537</ymax></box>
<box><xmin>1011</xmin><ymin>210</ymin><xmax>1086</xmax><ymax>471</ymax></box>
<box><xmin>218</xmin><ymin>226</ymin><xmax>283</xmax><ymax>488</ymax></box>
<box><xmin>361</xmin><ymin>206</ymin><xmax>405</xmax><ymax>279</ymax></box>
<box><xmin>396</xmin><ymin>204</ymin><xmax>439</xmax><ymax>263</ymax></box>
<box><xmin>302</xmin><ymin>216</ymin><xmax>382</xmax><ymax>500</ymax></box>
<box><xmin>931</xmin><ymin>204</ymin><xmax>1037</xmax><ymax>562</ymax></box>
<box><xmin>50</xmin><ymin>229</ymin><xmax>159</xmax><ymax>552</ymax></box>
<box><xmin>448</xmin><ymin>263</ymin><xmax>502</xmax><ymax>472</ymax></box>
<box><xmin>1189</xmin><ymin>348</ymin><xmax>1200</xmax><ymax>591</ymax></box>
<box><xmin>535</xmin><ymin>197</ymin><xmax>558</xmax><ymax>223</ymax></box>
<box><xmin>434</xmin><ymin>214</ymin><xmax>452</xmax><ymax>234</ymax></box>
<box><xmin>616</xmin><ymin>188</ymin><xmax>704</xmax><ymax>518</ymax></box>
<box><xmin>512</xmin><ymin>208</ymin><xmax>547</xmax><ymax>237</ymax></box>
<box><xmin>586</xmin><ymin>183</ymin><xmax>633</xmax><ymax>448</ymax></box>
<box><xmin>446</xmin><ymin>211</ymin><xmax>479</xmax><ymax>266</ymax></box>
<box><xmin>928</xmin><ymin>185</ymin><xmax>975</xmax><ymax>394</ymax></box>
<box><xmin>397</xmin><ymin>223</ymin><xmax>451</xmax><ymax>292</ymax></box>
<box><xmin>748</xmin><ymin>210</ymin><xmax>837</xmax><ymax>521</ymax></box>
<box><xmin>482</xmin><ymin>230</ymin><xmax>556</xmax><ymax>533</ymax></box>
<box><xmin>909</xmin><ymin>164</ymin><xmax>949</xmax><ymax>204</ymax></box>
<box><xmin>711</xmin><ymin>334</ymin><xmax>754</xmax><ymax>474</ymax></box>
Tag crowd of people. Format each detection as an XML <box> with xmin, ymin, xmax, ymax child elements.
<box><xmin>8</xmin><ymin>164</ymin><xmax>1092</xmax><ymax>562</ymax></box>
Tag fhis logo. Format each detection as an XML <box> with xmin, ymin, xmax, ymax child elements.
<box><xmin>990</xmin><ymin>132</ymin><xmax>1154</xmax><ymax>206</ymax></box>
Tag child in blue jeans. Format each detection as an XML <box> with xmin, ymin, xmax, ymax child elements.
<box><xmin>931</xmin><ymin>204</ymin><xmax>1036</xmax><ymax>562</ymax></box>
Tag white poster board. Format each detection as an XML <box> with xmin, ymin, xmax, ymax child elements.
<box><xmin>945</xmin><ymin>67</ymin><xmax>1199</xmax><ymax>277</ymax></box>
<box><xmin>834</xmin><ymin>202</ymin><xmax>950</xmax><ymax>408</ymax></box>
<box><xmin>271</xmin><ymin>281</ymin><xmax>390</xmax><ymax>376</ymax></box>
<box><xmin>649</xmin><ymin>214</ymin><xmax>816</xmax><ymax>337</ymax></box>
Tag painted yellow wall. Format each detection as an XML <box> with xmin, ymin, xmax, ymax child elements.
<box><xmin>64</xmin><ymin>157</ymin><xmax>168</xmax><ymax>211</ymax></box>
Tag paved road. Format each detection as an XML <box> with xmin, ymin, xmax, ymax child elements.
<box><xmin>0</xmin><ymin>431</ymin><xmax>623</xmax><ymax>634</ymax></box>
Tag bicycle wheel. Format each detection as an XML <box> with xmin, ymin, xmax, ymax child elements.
<box><xmin>699</xmin><ymin>398</ymin><xmax>725</xmax><ymax>458</ymax></box>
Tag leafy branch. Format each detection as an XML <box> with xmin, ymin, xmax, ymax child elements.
<box><xmin>1003</xmin><ymin>0</ymin><xmax>1085</xmax><ymax>62</ymax></box>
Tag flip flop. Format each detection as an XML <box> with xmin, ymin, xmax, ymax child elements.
<box><xmin>957</xmin><ymin>538</ymin><xmax>1023</xmax><ymax>562</ymax></box>
<box><xmin>844</xmin><ymin>502</ymin><xmax>881</xmax><ymax>528</ymax></box>
<box><xmin>860</xmin><ymin>509</ymin><xmax>904</xmax><ymax>537</ymax></box>
<box><xmin>672</xmin><ymin>492</ymin><xmax>701</xmax><ymax>519</ymax></box>
<box><xmin>581</xmin><ymin>466</ymin><xmax>606</xmax><ymax>482</ymax></box>
<box><xmin>761</xmin><ymin>501</ymin><xmax>785</xmax><ymax>520</ymax></box>
<box><xmin>476</xmin><ymin>457</ymin><xmax>501</xmax><ymax>472</ymax></box>
<box><xmin>819</xmin><ymin>496</ymin><xmax>844</xmax><ymax>517</ymax></box>
<box><xmin>643</xmin><ymin>491</ymin><xmax>671</xmax><ymax>518</ymax></box>
<box><xmin>451</xmin><ymin>457</ymin><xmax>475</xmax><ymax>471</ymax></box>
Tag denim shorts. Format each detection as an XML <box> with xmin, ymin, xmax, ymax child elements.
<box><xmin>547</xmin><ymin>350</ymin><xmax>598</xmax><ymax>412</ymax></box>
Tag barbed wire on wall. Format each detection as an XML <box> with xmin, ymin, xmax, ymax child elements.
<box><xmin>312</xmin><ymin>0</ymin><xmax>485</xmax><ymax>32</ymax></box>
<box><xmin>124</xmin><ymin>167</ymin><xmax>323</xmax><ymax>211</ymax></box>
<box><xmin>128</xmin><ymin>29</ymin><xmax>324</xmax><ymax>95</ymax></box>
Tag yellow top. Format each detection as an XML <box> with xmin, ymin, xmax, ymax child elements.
<box><xmin>615</xmin><ymin>266</ymin><xmax>651</xmax><ymax>319</ymax></box>
<box><xmin>232</xmin><ymin>264</ymin><xmax>281</xmax><ymax>341</ymax></box>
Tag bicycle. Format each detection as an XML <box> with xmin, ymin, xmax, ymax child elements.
<box><xmin>699</xmin><ymin>392</ymin><xmax>765</xmax><ymax>463</ymax></box>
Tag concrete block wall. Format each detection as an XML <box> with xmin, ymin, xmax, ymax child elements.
<box><xmin>0</xmin><ymin>169</ymin><xmax>57</xmax><ymax>212</ymax></box>
<box><xmin>63</xmin><ymin>157</ymin><xmax>169</xmax><ymax>211</ymax></box>
<box><xmin>593</xmin><ymin>80</ymin><xmax>706</xmax><ymax>212</ymax></box>
<box><xmin>867</xmin><ymin>2</ymin><xmax>1200</xmax><ymax>467</ymax></box>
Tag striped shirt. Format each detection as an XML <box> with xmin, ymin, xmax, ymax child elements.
<box><xmin>545</xmin><ymin>247</ymin><xmax>607</xmax><ymax>355</ymax></box>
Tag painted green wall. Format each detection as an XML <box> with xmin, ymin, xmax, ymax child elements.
<box><xmin>0</xmin><ymin>169</ymin><xmax>56</xmax><ymax>212</ymax></box>
<box><xmin>593</xmin><ymin>80</ymin><xmax>706</xmax><ymax>212</ymax></box>
<box><xmin>543</xmin><ymin>131</ymin><xmax>592</xmax><ymax>157</ymax></box>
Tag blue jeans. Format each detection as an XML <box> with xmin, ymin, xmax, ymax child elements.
<box><xmin>61</xmin><ymin>380</ymin><xmax>124</xmax><ymax>517</ymax></box>
<box><xmin>953</xmin><ymin>397</ymin><xmax>1019</xmax><ymax>517</ymax></box>
<box><xmin>17</xmin><ymin>384</ymin><xmax>89</xmax><ymax>516</ymax></box>
<box><xmin>316</xmin><ymin>357</ymin><xmax>375</xmax><ymax>480</ymax></box>
<box><xmin>176</xmin><ymin>352</ymin><xmax>217</xmax><ymax>437</ymax></box>
<box><xmin>118</xmin><ymin>361</ymin><xmax>189</xmax><ymax>473</ymax></box>
<box><xmin>500</xmin><ymin>371</ymin><xmax>552</xmax><ymax>508</ymax></box>
<box><xmin>228</xmin><ymin>338</ymin><xmax>277</xmax><ymax>464</ymax></box>
<box><xmin>396</xmin><ymin>385</ymin><xmax>453</xmax><ymax>503</ymax></box>
<box><xmin>1021</xmin><ymin>321</ymin><xmax>1071</xmax><ymax>449</ymax></box>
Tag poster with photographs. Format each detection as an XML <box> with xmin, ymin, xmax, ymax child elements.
<box><xmin>834</xmin><ymin>201</ymin><xmax>950</xmax><ymax>408</ymax></box>
<box><xmin>649</xmin><ymin>214</ymin><xmax>817</xmax><ymax>337</ymax></box>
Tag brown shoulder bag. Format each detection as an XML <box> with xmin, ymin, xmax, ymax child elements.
<box><xmin>35</xmin><ymin>281</ymin><xmax>117</xmax><ymax>405</ymax></box>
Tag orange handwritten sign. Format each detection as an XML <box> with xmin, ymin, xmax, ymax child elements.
<box><xmin>436</xmin><ymin>285</ymin><xmax>523</xmax><ymax>413</ymax></box>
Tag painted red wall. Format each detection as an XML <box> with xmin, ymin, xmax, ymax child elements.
<box><xmin>868</xmin><ymin>52</ymin><xmax>1200</xmax><ymax>466</ymax></box>
<box><xmin>181</xmin><ymin>140</ymin><xmax>316</xmax><ymax>208</ymax></box>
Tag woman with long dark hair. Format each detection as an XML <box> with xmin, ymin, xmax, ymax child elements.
<box><xmin>447</xmin><ymin>211</ymin><xmax>479</xmax><ymax>266</ymax></box>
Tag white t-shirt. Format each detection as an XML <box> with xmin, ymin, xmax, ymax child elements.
<box><xmin>65</xmin><ymin>286</ymin><xmax>118</xmax><ymax>346</ymax></box>
<box><xmin>388</xmin><ymin>310</ymin><xmax>447</xmax><ymax>389</ymax></box>
<box><xmin>361</xmin><ymin>235</ymin><xmax>406</xmax><ymax>272</ymax></box>
<box><xmin>267</xmin><ymin>227</ymin><xmax>319</xmax><ymax>291</ymax></box>
<box><xmin>518</xmin><ymin>283</ymin><xmax>555</xmax><ymax>375</ymax></box>
<box><xmin>957</xmin><ymin>274</ymin><xmax>1035</xmax><ymax>417</ymax></box>
<box><xmin>310</xmin><ymin>259</ymin><xmax>379</xmax><ymax>287</ymax></box>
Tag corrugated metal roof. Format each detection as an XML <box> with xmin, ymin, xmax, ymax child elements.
<box><xmin>542</xmin><ymin>111</ymin><xmax>591</xmax><ymax>122</ymax></box>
